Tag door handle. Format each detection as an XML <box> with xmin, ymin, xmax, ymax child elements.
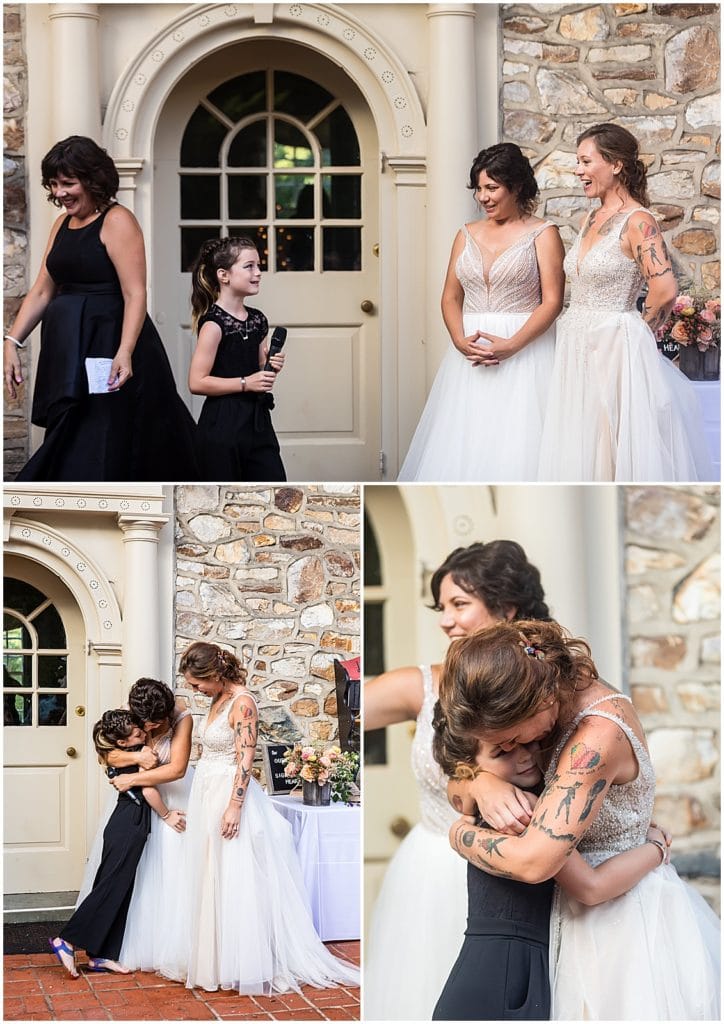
<box><xmin>75</xmin><ymin>706</ymin><xmax>86</xmax><ymax>717</ymax></box>
<box><xmin>360</xmin><ymin>299</ymin><xmax>374</xmax><ymax>314</ymax></box>
<box><xmin>390</xmin><ymin>815</ymin><xmax>412</xmax><ymax>839</ymax></box>
<box><xmin>66</xmin><ymin>747</ymin><xmax>77</xmax><ymax>758</ymax></box>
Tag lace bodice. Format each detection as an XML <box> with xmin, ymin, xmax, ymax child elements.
<box><xmin>198</xmin><ymin>692</ymin><xmax>256</xmax><ymax>767</ymax></box>
<box><xmin>564</xmin><ymin>208</ymin><xmax>648</xmax><ymax>320</ymax></box>
<box><xmin>545</xmin><ymin>695</ymin><xmax>655</xmax><ymax>866</ymax></box>
<box><xmin>456</xmin><ymin>222</ymin><xmax>553</xmax><ymax>315</ymax></box>
<box><xmin>151</xmin><ymin>706</ymin><xmax>191</xmax><ymax>766</ymax></box>
<box><xmin>410</xmin><ymin>666</ymin><xmax>460</xmax><ymax>835</ymax></box>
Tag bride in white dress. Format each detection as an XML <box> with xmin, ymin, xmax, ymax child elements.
<box><xmin>398</xmin><ymin>142</ymin><xmax>564</xmax><ymax>482</ymax></box>
<box><xmin>539</xmin><ymin>122</ymin><xmax>714</xmax><ymax>482</ymax></box>
<box><xmin>161</xmin><ymin>642</ymin><xmax>360</xmax><ymax>995</ymax></box>
<box><xmin>364</xmin><ymin>541</ymin><xmax>550</xmax><ymax>1020</ymax></box>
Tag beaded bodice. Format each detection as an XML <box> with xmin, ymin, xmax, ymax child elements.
<box><xmin>545</xmin><ymin>694</ymin><xmax>655</xmax><ymax>866</ymax></box>
<box><xmin>151</xmin><ymin>706</ymin><xmax>191</xmax><ymax>766</ymax></box>
<box><xmin>456</xmin><ymin>223</ymin><xmax>553</xmax><ymax>315</ymax></box>
<box><xmin>563</xmin><ymin>208</ymin><xmax>648</xmax><ymax>319</ymax></box>
<box><xmin>411</xmin><ymin>665</ymin><xmax>460</xmax><ymax>835</ymax></box>
<box><xmin>198</xmin><ymin>692</ymin><xmax>255</xmax><ymax>767</ymax></box>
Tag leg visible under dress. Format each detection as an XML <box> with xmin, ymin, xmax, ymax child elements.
<box><xmin>60</xmin><ymin>796</ymin><xmax>151</xmax><ymax>959</ymax></box>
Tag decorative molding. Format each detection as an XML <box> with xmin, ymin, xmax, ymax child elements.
<box><xmin>4</xmin><ymin>487</ymin><xmax>165</xmax><ymax>516</ymax></box>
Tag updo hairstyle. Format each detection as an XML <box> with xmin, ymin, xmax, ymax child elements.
<box><xmin>468</xmin><ymin>143</ymin><xmax>539</xmax><ymax>216</ymax></box>
<box><xmin>577</xmin><ymin>122</ymin><xmax>649</xmax><ymax>207</ymax></box>
<box><xmin>178</xmin><ymin>641</ymin><xmax>247</xmax><ymax>685</ymax></box>
<box><xmin>128</xmin><ymin>678</ymin><xmax>176</xmax><ymax>725</ymax></box>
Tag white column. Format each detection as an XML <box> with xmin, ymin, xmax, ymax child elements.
<box><xmin>49</xmin><ymin>4</ymin><xmax>101</xmax><ymax>141</ymax></box>
<box><xmin>117</xmin><ymin>515</ymin><xmax>168</xmax><ymax>689</ymax></box>
<box><xmin>425</xmin><ymin>3</ymin><xmax>478</xmax><ymax>384</ymax></box>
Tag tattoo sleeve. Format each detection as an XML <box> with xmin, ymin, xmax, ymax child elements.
<box><xmin>230</xmin><ymin>698</ymin><xmax>258</xmax><ymax>805</ymax></box>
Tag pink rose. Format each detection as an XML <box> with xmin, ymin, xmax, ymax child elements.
<box><xmin>698</xmin><ymin>327</ymin><xmax>713</xmax><ymax>342</ymax></box>
<box><xmin>671</xmin><ymin>321</ymin><xmax>691</xmax><ymax>344</ymax></box>
<box><xmin>700</xmin><ymin>309</ymin><xmax>716</xmax><ymax>323</ymax></box>
<box><xmin>705</xmin><ymin>299</ymin><xmax>720</xmax><ymax>314</ymax></box>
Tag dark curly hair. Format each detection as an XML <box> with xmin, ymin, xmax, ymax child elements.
<box><xmin>41</xmin><ymin>135</ymin><xmax>119</xmax><ymax>210</ymax></box>
<box><xmin>178</xmin><ymin>642</ymin><xmax>247</xmax><ymax>685</ymax></box>
<box><xmin>468</xmin><ymin>143</ymin><xmax>539</xmax><ymax>216</ymax></box>
<box><xmin>127</xmin><ymin>678</ymin><xmax>176</xmax><ymax>725</ymax></box>
<box><xmin>430</xmin><ymin>540</ymin><xmax>550</xmax><ymax>622</ymax></box>
<box><xmin>577</xmin><ymin>123</ymin><xmax>649</xmax><ymax>207</ymax></box>
<box><xmin>432</xmin><ymin>619</ymin><xmax>598</xmax><ymax>778</ymax></box>
<box><xmin>93</xmin><ymin>708</ymin><xmax>143</xmax><ymax>764</ymax></box>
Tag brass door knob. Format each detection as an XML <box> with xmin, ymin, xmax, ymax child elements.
<box><xmin>66</xmin><ymin>747</ymin><xmax>77</xmax><ymax>758</ymax></box>
<box><xmin>390</xmin><ymin>815</ymin><xmax>412</xmax><ymax>839</ymax></box>
<box><xmin>75</xmin><ymin>706</ymin><xmax>86</xmax><ymax>717</ymax></box>
<box><xmin>360</xmin><ymin>299</ymin><xmax>374</xmax><ymax>314</ymax></box>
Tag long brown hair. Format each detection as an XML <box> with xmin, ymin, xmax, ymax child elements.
<box><xmin>190</xmin><ymin>236</ymin><xmax>259</xmax><ymax>331</ymax></box>
<box><xmin>432</xmin><ymin>619</ymin><xmax>598</xmax><ymax>777</ymax></box>
<box><xmin>577</xmin><ymin>123</ymin><xmax>649</xmax><ymax>207</ymax></box>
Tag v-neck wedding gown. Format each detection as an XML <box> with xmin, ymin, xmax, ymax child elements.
<box><xmin>398</xmin><ymin>222</ymin><xmax>557</xmax><ymax>481</ymax></box>
<box><xmin>538</xmin><ymin>208</ymin><xmax>714</xmax><ymax>481</ymax></box>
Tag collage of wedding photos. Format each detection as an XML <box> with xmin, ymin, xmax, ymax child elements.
<box><xmin>2</xmin><ymin>2</ymin><xmax>721</xmax><ymax>1023</ymax></box>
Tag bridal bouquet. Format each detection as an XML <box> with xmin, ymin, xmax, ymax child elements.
<box><xmin>284</xmin><ymin>743</ymin><xmax>360</xmax><ymax>803</ymax></box>
<box><xmin>658</xmin><ymin>294</ymin><xmax>720</xmax><ymax>353</ymax></box>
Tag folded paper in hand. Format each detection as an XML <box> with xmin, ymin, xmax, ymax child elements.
<box><xmin>85</xmin><ymin>358</ymin><xmax>116</xmax><ymax>394</ymax></box>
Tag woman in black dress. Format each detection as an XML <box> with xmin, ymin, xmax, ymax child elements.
<box><xmin>3</xmin><ymin>135</ymin><xmax>198</xmax><ymax>481</ymax></box>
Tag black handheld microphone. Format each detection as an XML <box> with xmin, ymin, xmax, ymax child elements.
<box><xmin>264</xmin><ymin>327</ymin><xmax>287</xmax><ymax>371</ymax></box>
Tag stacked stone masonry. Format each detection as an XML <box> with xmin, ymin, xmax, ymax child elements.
<box><xmin>173</xmin><ymin>485</ymin><xmax>360</xmax><ymax>786</ymax></box>
<box><xmin>501</xmin><ymin>3</ymin><xmax>721</xmax><ymax>293</ymax></box>
<box><xmin>3</xmin><ymin>3</ymin><xmax>30</xmax><ymax>475</ymax></box>
<box><xmin>624</xmin><ymin>485</ymin><xmax>720</xmax><ymax>910</ymax></box>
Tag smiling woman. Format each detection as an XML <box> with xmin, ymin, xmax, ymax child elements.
<box><xmin>3</xmin><ymin>135</ymin><xmax>198</xmax><ymax>482</ymax></box>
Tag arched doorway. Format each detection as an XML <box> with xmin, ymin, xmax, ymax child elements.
<box><xmin>3</xmin><ymin>557</ymin><xmax>87</xmax><ymax>894</ymax></box>
<box><xmin>153</xmin><ymin>40</ymin><xmax>381</xmax><ymax>480</ymax></box>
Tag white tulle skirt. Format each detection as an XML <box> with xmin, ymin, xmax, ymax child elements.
<box><xmin>364</xmin><ymin>823</ymin><xmax>468</xmax><ymax>1020</ymax></box>
<box><xmin>538</xmin><ymin>307</ymin><xmax>715</xmax><ymax>481</ymax></box>
<box><xmin>160</xmin><ymin>767</ymin><xmax>360</xmax><ymax>995</ymax></box>
<box><xmin>550</xmin><ymin>863</ymin><xmax>721</xmax><ymax>1020</ymax></box>
<box><xmin>398</xmin><ymin>312</ymin><xmax>555</xmax><ymax>481</ymax></box>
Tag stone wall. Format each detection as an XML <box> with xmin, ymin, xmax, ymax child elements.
<box><xmin>501</xmin><ymin>3</ymin><xmax>721</xmax><ymax>293</ymax></box>
<box><xmin>173</xmin><ymin>485</ymin><xmax>360</xmax><ymax>779</ymax></box>
<box><xmin>624</xmin><ymin>485</ymin><xmax>720</xmax><ymax>910</ymax></box>
<box><xmin>3</xmin><ymin>4</ymin><xmax>30</xmax><ymax>476</ymax></box>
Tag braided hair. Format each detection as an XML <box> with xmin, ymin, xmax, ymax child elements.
<box><xmin>190</xmin><ymin>236</ymin><xmax>259</xmax><ymax>331</ymax></box>
<box><xmin>93</xmin><ymin>708</ymin><xmax>142</xmax><ymax>765</ymax></box>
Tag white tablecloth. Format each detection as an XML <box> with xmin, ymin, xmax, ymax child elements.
<box><xmin>270</xmin><ymin>792</ymin><xmax>360</xmax><ymax>941</ymax></box>
<box><xmin>692</xmin><ymin>381</ymin><xmax>721</xmax><ymax>480</ymax></box>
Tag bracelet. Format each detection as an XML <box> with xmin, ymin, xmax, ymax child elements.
<box><xmin>4</xmin><ymin>334</ymin><xmax>25</xmax><ymax>348</ymax></box>
<box><xmin>240</xmin><ymin>376</ymin><xmax>246</xmax><ymax>392</ymax></box>
<box><xmin>161</xmin><ymin>810</ymin><xmax>171</xmax><ymax>820</ymax></box>
<box><xmin>646</xmin><ymin>838</ymin><xmax>666</xmax><ymax>863</ymax></box>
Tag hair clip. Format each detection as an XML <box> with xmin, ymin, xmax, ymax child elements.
<box><xmin>520</xmin><ymin>642</ymin><xmax>545</xmax><ymax>661</ymax></box>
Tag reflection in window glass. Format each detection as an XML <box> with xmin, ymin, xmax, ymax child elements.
<box><xmin>363</xmin><ymin>602</ymin><xmax>386</xmax><ymax>766</ymax></box>
<box><xmin>315</xmin><ymin>107</ymin><xmax>360</xmax><ymax>166</ymax></box>
<box><xmin>274</xmin><ymin>71</ymin><xmax>333</xmax><ymax>123</ymax></box>
<box><xmin>38</xmin><ymin>655</ymin><xmax>67</xmax><ymax>690</ymax></box>
<box><xmin>208</xmin><ymin>71</ymin><xmax>266</xmax><ymax>123</ymax></box>
<box><xmin>32</xmin><ymin>604</ymin><xmax>66</xmax><ymax>650</ymax></box>
<box><xmin>4</xmin><ymin>693</ymin><xmax>31</xmax><ymax>727</ymax></box>
<box><xmin>275</xmin><ymin>175</ymin><xmax>315</xmax><ymax>219</ymax></box>
<box><xmin>322</xmin><ymin>175</ymin><xmax>361</xmax><ymax>219</ymax></box>
<box><xmin>3</xmin><ymin>579</ymin><xmax>45</xmax><ymax>617</ymax></box>
<box><xmin>3</xmin><ymin>653</ymin><xmax>31</xmax><ymax>687</ymax></box>
<box><xmin>228</xmin><ymin>122</ymin><xmax>267</xmax><ymax>168</ymax></box>
<box><xmin>274</xmin><ymin>121</ymin><xmax>313</xmax><ymax>168</ymax></box>
<box><xmin>180</xmin><ymin>106</ymin><xmax>226</xmax><ymax>167</ymax></box>
<box><xmin>364</xmin><ymin>514</ymin><xmax>382</xmax><ymax>586</ymax></box>
<box><xmin>39</xmin><ymin>694</ymin><xmax>67</xmax><ymax>726</ymax></box>
<box><xmin>181</xmin><ymin>227</ymin><xmax>220</xmax><ymax>273</ymax></box>
<box><xmin>323</xmin><ymin>227</ymin><xmax>361</xmax><ymax>271</ymax></box>
<box><xmin>180</xmin><ymin>175</ymin><xmax>220</xmax><ymax>220</ymax></box>
<box><xmin>229</xmin><ymin>176</ymin><xmax>267</xmax><ymax>220</ymax></box>
<box><xmin>3</xmin><ymin>614</ymin><xmax>30</xmax><ymax>650</ymax></box>
<box><xmin>275</xmin><ymin>227</ymin><xmax>314</xmax><ymax>272</ymax></box>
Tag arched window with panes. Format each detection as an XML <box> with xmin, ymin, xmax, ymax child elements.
<box><xmin>179</xmin><ymin>69</ymin><xmax>363</xmax><ymax>273</ymax></box>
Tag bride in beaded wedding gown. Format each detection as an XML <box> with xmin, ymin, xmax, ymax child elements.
<box><xmin>538</xmin><ymin>207</ymin><xmax>714</xmax><ymax>482</ymax></box>
<box><xmin>547</xmin><ymin>694</ymin><xmax>720</xmax><ymax>1020</ymax></box>
<box><xmin>398</xmin><ymin>221</ymin><xmax>559</xmax><ymax>482</ymax></box>
<box><xmin>364</xmin><ymin>665</ymin><xmax>468</xmax><ymax>1020</ymax></box>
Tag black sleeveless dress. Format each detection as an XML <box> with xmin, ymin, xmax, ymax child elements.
<box><xmin>16</xmin><ymin>207</ymin><xmax>199</xmax><ymax>482</ymax></box>
<box><xmin>196</xmin><ymin>303</ymin><xmax>286</xmax><ymax>481</ymax></box>
<box><xmin>433</xmin><ymin>856</ymin><xmax>553</xmax><ymax>1021</ymax></box>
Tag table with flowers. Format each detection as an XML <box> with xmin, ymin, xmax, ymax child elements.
<box><xmin>269</xmin><ymin>790</ymin><xmax>360</xmax><ymax>941</ymax></box>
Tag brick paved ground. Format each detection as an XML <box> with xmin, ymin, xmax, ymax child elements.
<box><xmin>3</xmin><ymin>941</ymin><xmax>360</xmax><ymax>1021</ymax></box>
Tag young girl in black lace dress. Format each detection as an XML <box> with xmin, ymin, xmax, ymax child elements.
<box><xmin>189</xmin><ymin>237</ymin><xmax>286</xmax><ymax>480</ymax></box>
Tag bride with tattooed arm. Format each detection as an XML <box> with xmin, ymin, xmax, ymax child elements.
<box><xmin>538</xmin><ymin>122</ymin><xmax>713</xmax><ymax>481</ymax></box>
<box><xmin>437</xmin><ymin>620</ymin><xmax>720</xmax><ymax>1020</ymax></box>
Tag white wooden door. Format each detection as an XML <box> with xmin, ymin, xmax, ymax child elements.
<box><xmin>3</xmin><ymin>557</ymin><xmax>87</xmax><ymax>893</ymax></box>
<box><xmin>153</xmin><ymin>42</ymin><xmax>381</xmax><ymax>480</ymax></box>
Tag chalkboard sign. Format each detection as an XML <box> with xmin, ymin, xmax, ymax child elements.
<box><xmin>263</xmin><ymin>742</ymin><xmax>296</xmax><ymax>794</ymax></box>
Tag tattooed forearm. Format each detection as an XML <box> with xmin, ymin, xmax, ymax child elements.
<box><xmin>578</xmin><ymin>778</ymin><xmax>607</xmax><ymax>823</ymax></box>
<box><xmin>555</xmin><ymin>782</ymin><xmax>583</xmax><ymax>823</ymax></box>
<box><xmin>643</xmin><ymin>301</ymin><xmax>670</xmax><ymax>333</ymax></box>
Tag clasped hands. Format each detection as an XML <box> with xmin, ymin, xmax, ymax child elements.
<box><xmin>456</xmin><ymin>330</ymin><xmax>520</xmax><ymax>366</ymax></box>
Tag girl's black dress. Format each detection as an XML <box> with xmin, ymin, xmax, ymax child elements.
<box><xmin>16</xmin><ymin>207</ymin><xmax>199</xmax><ymax>482</ymax></box>
<box><xmin>60</xmin><ymin>757</ymin><xmax>151</xmax><ymax>960</ymax></box>
<box><xmin>196</xmin><ymin>304</ymin><xmax>286</xmax><ymax>481</ymax></box>
<box><xmin>433</xmin><ymin>857</ymin><xmax>553</xmax><ymax>1021</ymax></box>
